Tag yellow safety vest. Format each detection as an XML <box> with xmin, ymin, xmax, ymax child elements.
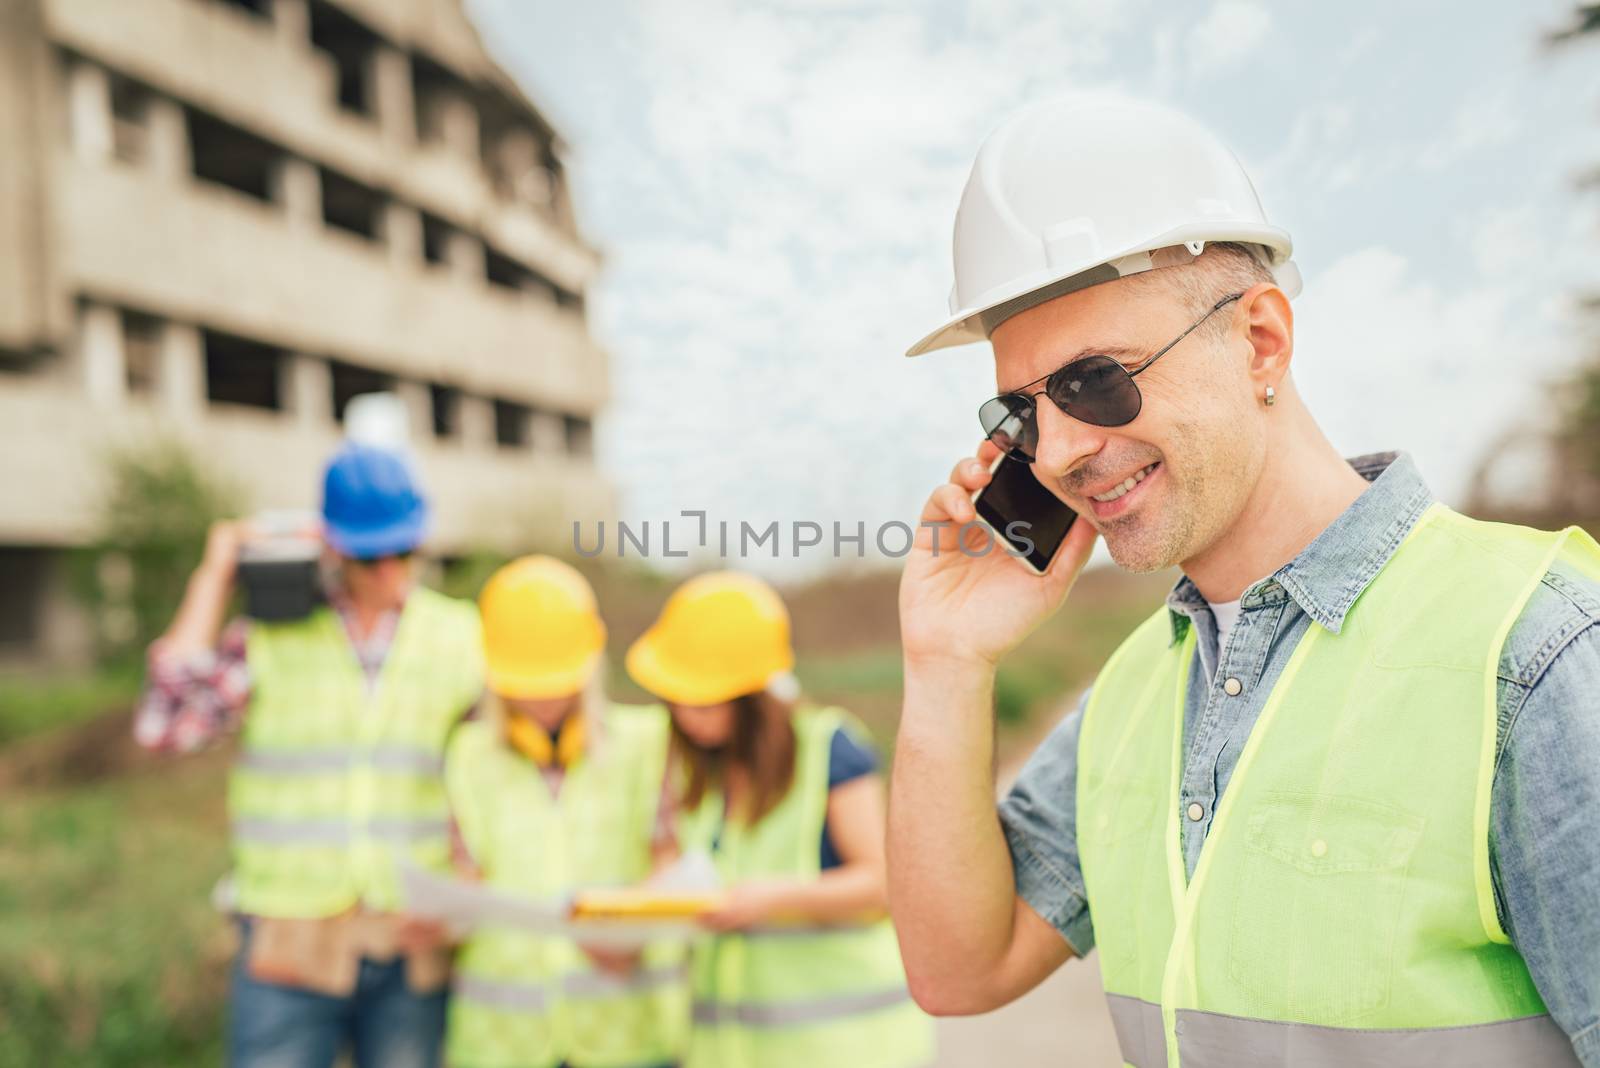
<box><xmin>446</xmin><ymin>707</ymin><xmax>687</xmax><ymax>1068</ymax></box>
<box><xmin>1077</xmin><ymin>504</ymin><xmax>1596</xmax><ymax>1067</ymax></box>
<box><xmin>677</xmin><ymin>706</ymin><xmax>935</xmax><ymax>1068</ymax></box>
<box><xmin>231</xmin><ymin>586</ymin><xmax>484</xmax><ymax>917</ymax></box>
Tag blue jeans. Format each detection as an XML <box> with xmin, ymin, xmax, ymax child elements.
<box><xmin>228</xmin><ymin>921</ymin><xmax>448</xmax><ymax>1068</ymax></box>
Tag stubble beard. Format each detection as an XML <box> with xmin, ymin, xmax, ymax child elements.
<box><xmin>1101</xmin><ymin>479</ymin><xmax>1197</xmax><ymax>573</ymax></box>
<box><xmin>1098</xmin><ymin>424</ymin><xmax>1216</xmax><ymax>573</ymax></box>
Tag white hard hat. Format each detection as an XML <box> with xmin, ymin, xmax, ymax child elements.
<box><xmin>343</xmin><ymin>392</ymin><xmax>412</xmax><ymax>452</ymax></box>
<box><xmin>906</xmin><ymin>93</ymin><xmax>1301</xmax><ymax>357</ymax></box>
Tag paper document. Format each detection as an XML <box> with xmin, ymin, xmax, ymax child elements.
<box><xmin>398</xmin><ymin>852</ymin><xmax>723</xmax><ymax>948</ymax></box>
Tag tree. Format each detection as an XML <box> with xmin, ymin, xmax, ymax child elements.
<box><xmin>72</xmin><ymin>440</ymin><xmax>244</xmax><ymax>664</ymax></box>
<box><xmin>1548</xmin><ymin>5</ymin><xmax>1600</xmax><ymax>496</ymax></box>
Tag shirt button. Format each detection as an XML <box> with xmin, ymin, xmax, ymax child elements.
<box><xmin>1186</xmin><ymin>802</ymin><xmax>1205</xmax><ymax>822</ymax></box>
<box><xmin>1223</xmin><ymin>677</ymin><xmax>1243</xmax><ymax>696</ymax></box>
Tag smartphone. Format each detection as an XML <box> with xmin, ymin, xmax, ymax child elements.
<box><xmin>972</xmin><ymin>453</ymin><xmax>1078</xmax><ymax>575</ymax></box>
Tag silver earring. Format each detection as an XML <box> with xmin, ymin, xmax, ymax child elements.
<box><xmin>1264</xmin><ymin>386</ymin><xmax>1276</xmax><ymax>407</ymax></box>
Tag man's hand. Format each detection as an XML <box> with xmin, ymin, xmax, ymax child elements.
<box><xmin>899</xmin><ymin>441</ymin><xmax>1098</xmax><ymax>669</ymax></box>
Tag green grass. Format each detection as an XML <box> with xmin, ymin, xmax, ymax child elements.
<box><xmin>0</xmin><ymin>664</ymin><xmax>143</xmax><ymax>747</ymax></box>
<box><xmin>0</xmin><ymin>753</ymin><xmax>232</xmax><ymax>1066</ymax></box>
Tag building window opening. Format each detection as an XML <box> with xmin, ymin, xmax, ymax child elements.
<box><xmin>187</xmin><ymin>108</ymin><xmax>278</xmax><ymax>202</ymax></box>
<box><xmin>320</xmin><ymin>167</ymin><xmax>383</xmax><ymax>243</ymax></box>
<box><xmin>484</xmin><ymin>247</ymin><xmax>525</xmax><ymax>292</ymax></box>
<box><xmin>309</xmin><ymin>1</ymin><xmax>378</xmax><ymax>117</ymax></box>
<box><xmin>485</xmin><ymin>247</ymin><xmax>568</xmax><ymax>306</ymax></box>
<box><xmin>493</xmin><ymin>399</ymin><xmax>530</xmax><ymax>448</ymax></box>
<box><xmin>210</xmin><ymin>0</ymin><xmax>271</xmax><ymax>17</ymax></box>
<box><xmin>123</xmin><ymin>312</ymin><xmax>162</xmax><ymax>396</ymax></box>
<box><xmin>204</xmin><ymin>329</ymin><xmax>282</xmax><ymax>411</ymax></box>
<box><xmin>479</xmin><ymin>103</ymin><xmax>558</xmax><ymax>212</ymax></box>
<box><xmin>0</xmin><ymin>548</ymin><xmax>54</xmax><ymax>652</ymax></box>
<box><xmin>412</xmin><ymin>54</ymin><xmax>476</xmax><ymax>153</ymax></box>
<box><xmin>421</xmin><ymin>212</ymin><xmax>453</xmax><ymax>267</ymax></box>
<box><xmin>109</xmin><ymin>73</ymin><xmax>149</xmax><ymax>165</ymax></box>
<box><xmin>328</xmin><ymin>361</ymin><xmax>395</xmax><ymax>422</ymax></box>
<box><xmin>564</xmin><ymin>415</ymin><xmax>593</xmax><ymax>459</ymax></box>
<box><xmin>430</xmin><ymin>384</ymin><xmax>460</xmax><ymax>439</ymax></box>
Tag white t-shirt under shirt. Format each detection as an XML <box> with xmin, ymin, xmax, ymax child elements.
<box><xmin>1210</xmin><ymin>598</ymin><xmax>1242</xmax><ymax>655</ymax></box>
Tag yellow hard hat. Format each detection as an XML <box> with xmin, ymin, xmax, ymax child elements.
<box><xmin>479</xmin><ymin>556</ymin><xmax>606</xmax><ymax>699</ymax></box>
<box><xmin>625</xmin><ymin>571</ymin><xmax>795</xmax><ymax>706</ymax></box>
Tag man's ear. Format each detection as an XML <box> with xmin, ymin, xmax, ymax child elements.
<box><xmin>1241</xmin><ymin>282</ymin><xmax>1293</xmax><ymax>394</ymax></box>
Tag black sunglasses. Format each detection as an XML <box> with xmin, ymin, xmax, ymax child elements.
<box><xmin>979</xmin><ymin>293</ymin><xmax>1244</xmax><ymax>463</ymax></box>
<box><xmin>348</xmin><ymin>550</ymin><xmax>414</xmax><ymax>566</ymax></box>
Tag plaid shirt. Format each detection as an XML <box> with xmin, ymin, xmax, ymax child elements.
<box><xmin>133</xmin><ymin>590</ymin><xmax>401</xmax><ymax>753</ymax></box>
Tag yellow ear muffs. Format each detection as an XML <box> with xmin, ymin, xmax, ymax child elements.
<box><xmin>506</xmin><ymin>713</ymin><xmax>587</xmax><ymax>768</ymax></box>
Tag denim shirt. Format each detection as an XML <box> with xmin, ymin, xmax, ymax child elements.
<box><xmin>999</xmin><ymin>452</ymin><xmax>1600</xmax><ymax>1064</ymax></box>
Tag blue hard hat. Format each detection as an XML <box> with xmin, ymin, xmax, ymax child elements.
<box><xmin>320</xmin><ymin>444</ymin><xmax>430</xmax><ymax>559</ymax></box>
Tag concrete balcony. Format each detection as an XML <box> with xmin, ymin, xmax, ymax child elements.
<box><xmin>55</xmin><ymin>158</ymin><xmax>608</xmax><ymax>411</ymax></box>
<box><xmin>0</xmin><ymin>381</ymin><xmax>613</xmax><ymax>554</ymax></box>
<box><xmin>325</xmin><ymin>0</ymin><xmax>489</xmax><ymax>81</ymax></box>
<box><xmin>44</xmin><ymin>0</ymin><xmax>599</xmax><ymax>295</ymax></box>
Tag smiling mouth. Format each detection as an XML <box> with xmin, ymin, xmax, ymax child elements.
<box><xmin>1089</xmin><ymin>462</ymin><xmax>1159</xmax><ymax>503</ymax></box>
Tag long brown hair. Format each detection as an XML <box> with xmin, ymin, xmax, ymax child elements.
<box><xmin>671</xmin><ymin>690</ymin><xmax>796</xmax><ymax>826</ymax></box>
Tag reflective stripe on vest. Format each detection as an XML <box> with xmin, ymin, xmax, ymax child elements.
<box><xmin>445</xmin><ymin>709</ymin><xmax>686</xmax><ymax>1068</ymax></box>
<box><xmin>564</xmin><ymin>964</ymin><xmax>688</xmax><ymax>1000</ymax></box>
<box><xmin>456</xmin><ymin>965</ymin><xmax>688</xmax><ymax>1012</ymax></box>
<box><xmin>231</xmin><ymin>587</ymin><xmax>483</xmax><ymax>917</ymax></box>
<box><xmin>1107</xmin><ymin>994</ymin><xmax>1579</xmax><ymax>1068</ymax></box>
<box><xmin>676</xmin><ymin>707</ymin><xmax>934</xmax><ymax>1068</ymax></box>
<box><xmin>236</xmin><ymin>745</ymin><xmax>445</xmax><ymax>777</ymax></box>
<box><xmin>1077</xmin><ymin>507</ymin><xmax>1600</xmax><ymax>1068</ymax></box>
<box><xmin>455</xmin><ymin>974</ymin><xmax>552</xmax><ymax>1012</ymax></box>
<box><xmin>231</xmin><ymin>816</ymin><xmax>449</xmax><ymax>845</ymax></box>
<box><xmin>692</xmin><ymin>986</ymin><xmax>912</xmax><ymax>1028</ymax></box>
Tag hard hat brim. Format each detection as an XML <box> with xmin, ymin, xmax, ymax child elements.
<box><xmin>324</xmin><ymin>507</ymin><xmax>429</xmax><ymax>558</ymax></box>
<box><xmin>624</xmin><ymin>630</ymin><xmax>795</xmax><ymax>708</ymax></box>
<box><xmin>906</xmin><ymin>232</ymin><xmax>1300</xmax><ymax>358</ymax></box>
<box><xmin>486</xmin><ymin>650</ymin><xmax>603</xmax><ymax>701</ymax></box>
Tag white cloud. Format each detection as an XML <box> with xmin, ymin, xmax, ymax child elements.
<box><xmin>475</xmin><ymin>0</ymin><xmax>1600</xmax><ymax>574</ymax></box>
<box><xmin>1292</xmin><ymin>245</ymin><xmax>1568</xmax><ymax>503</ymax></box>
<box><xmin>1416</xmin><ymin>87</ymin><xmax>1520</xmax><ymax>170</ymax></box>
<box><xmin>1255</xmin><ymin>101</ymin><xmax>1362</xmax><ymax>196</ymax></box>
<box><xmin>1466</xmin><ymin>202</ymin><xmax>1540</xmax><ymax>279</ymax></box>
<box><xmin>1187</xmin><ymin>1</ymin><xmax>1272</xmax><ymax>78</ymax></box>
<box><xmin>573</xmin><ymin>0</ymin><xmax>1141</xmax><ymax>572</ymax></box>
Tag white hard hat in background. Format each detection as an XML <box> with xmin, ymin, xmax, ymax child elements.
<box><xmin>906</xmin><ymin>93</ymin><xmax>1301</xmax><ymax>357</ymax></box>
<box><xmin>343</xmin><ymin>392</ymin><xmax>412</xmax><ymax>452</ymax></box>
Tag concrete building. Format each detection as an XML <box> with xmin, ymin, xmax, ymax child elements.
<box><xmin>0</xmin><ymin>0</ymin><xmax>614</xmax><ymax>664</ymax></box>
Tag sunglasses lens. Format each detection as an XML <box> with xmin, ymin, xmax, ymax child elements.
<box><xmin>979</xmin><ymin>395</ymin><xmax>1037</xmax><ymax>460</ymax></box>
<box><xmin>352</xmin><ymin>551</ymin><xmax>412</xmax><ymax>566</ymax></box>
<box><xmin>1049</xmin><ymin>356</ymin><xmax>1141</xmax><ymax>427</ymax></box>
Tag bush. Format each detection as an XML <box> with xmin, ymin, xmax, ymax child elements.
<box><xmin>70</xmin><ymin>441</ymin><xmax>244</xmax><ymax>665</ymax></box>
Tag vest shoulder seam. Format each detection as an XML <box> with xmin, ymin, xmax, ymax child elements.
<box><xmin>1498</xmin><ymin>569</ymin><xmax>1600</xmax><ymax>689</ymax></box>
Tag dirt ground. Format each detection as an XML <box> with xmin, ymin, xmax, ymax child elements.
<box><xmin>933</xmin><ymin>951</ymin><xmax>1121</xmax><ymax>1068</ymax></box>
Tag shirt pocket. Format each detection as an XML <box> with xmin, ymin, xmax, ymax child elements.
<box><xmin>1225</xmin><ymin>791</ymin><xmax>1425</xmax><ymax>1025</ymax></box>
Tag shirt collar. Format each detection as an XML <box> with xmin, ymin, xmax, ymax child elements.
<box><xmin>1165</xmin><ymin>451</ymin><xmax>1434</xmax><ymax>644</ymax></box>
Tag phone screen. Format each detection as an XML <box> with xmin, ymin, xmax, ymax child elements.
<box><xmin>973</xmin><ymin>456</ymin><xmax>1077</xmax><ymax>573</ymax></box>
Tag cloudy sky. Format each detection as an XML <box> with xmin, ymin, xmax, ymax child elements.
<box><xmin>470</xmin><ymin>0</ymin><xmax>1600</xmax><ymax>574</ymax></box>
